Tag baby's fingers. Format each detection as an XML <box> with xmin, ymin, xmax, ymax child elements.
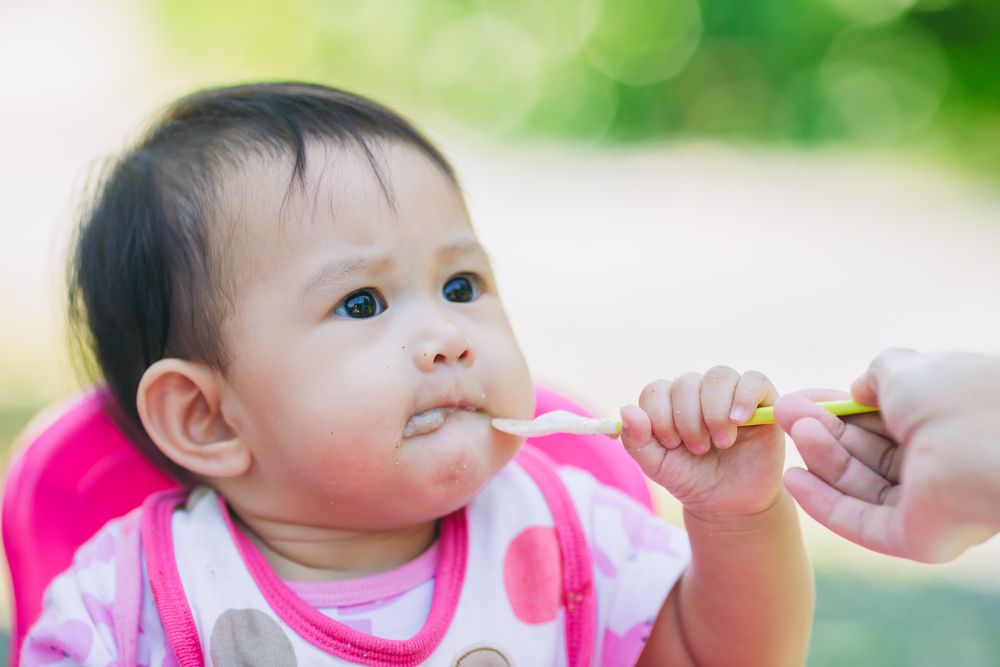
<box><xmin>730</xmin><ymin>370</ymin><xmax>778</xmax><ymax>425</ymax></box>
<box><xmin>619</xmin><ymin>404</ymin><xmax>667</xmax><ymax>479</ymax></box>
<box><xmin>639</xmin><ymin>379</ymin><xmax>681</xmax><ymax>449</ymax></box>
<box><xmin>670</xmin><ymin>372</ymin><xmax>712</xmax><ymax>455</ymax></box>
<box><xmin>700</xmin><ymin>366</ymin><xmax>740</xmax><ymax>448</ymax></box>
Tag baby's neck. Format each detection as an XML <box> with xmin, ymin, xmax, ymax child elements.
<box><xmin>233</xmin><ymin>510</ymin><xmax>439</xmax><ymax>582</ymax></box>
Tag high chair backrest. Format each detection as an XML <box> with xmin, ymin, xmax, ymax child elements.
<box><xmin>2</xmin><ymin>385</ymin><xmax>650</xmax><ymax>664</ymax></box>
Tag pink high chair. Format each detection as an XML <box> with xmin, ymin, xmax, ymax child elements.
<box><xmin>1</xmin><ymin>385</ymin><xmax>651</xmax><ymax>664</ymax></box>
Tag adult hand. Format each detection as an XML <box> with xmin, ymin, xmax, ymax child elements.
<box><xmin>776</xmin><ymin>349</ymin><xmax>1000</xmax><ymax>563</ymax></box>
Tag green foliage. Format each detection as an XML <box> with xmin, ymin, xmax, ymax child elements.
<box><xmin>149</xmin><ymin>0</ymin><xmax>1000</xmax><ymax>174</ymax></box>
<box><xmin>0</xmin><ymin>403</ymin><xmax>41</xmax><ymax>459</ymax></box>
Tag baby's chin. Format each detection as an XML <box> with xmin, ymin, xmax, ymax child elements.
<box><xmin>398</xmin><ymin>419</ymin><xmax>518</xmax><ymax>499</ymax></box>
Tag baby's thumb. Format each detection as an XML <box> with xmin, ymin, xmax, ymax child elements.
<box><xmin>619</xmin><ymin>404</ymin><xmax>652</xmax><ymax>452</ymax></box>
<box><xmin>619</xmin><ymin>404</ymin><xmax>664</xmax><ymax>480</ymax></box>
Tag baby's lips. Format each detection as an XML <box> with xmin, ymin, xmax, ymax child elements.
<box><xmin>403</xmin><ymin>407</ymin><xmax>453</xmax><ymax>438</ymax></box>
<box><xmin>403</xmin><ymin>404</ymin><xmax>481</xmax><ymax>438</ymax></box>
<box><xmin>411</xmin><ymin>383</ymin><xmax>488</xmax><ymax>418</ymax></box>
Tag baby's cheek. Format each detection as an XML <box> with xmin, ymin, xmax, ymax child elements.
<box><xmin>490</xmin><ymin>345</ymin><xmax>535</xmax><ymax>419</ymax></box>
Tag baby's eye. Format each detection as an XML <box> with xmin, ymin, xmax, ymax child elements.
<box><xmin>335</xmin><ymin>289</ymin><xmax>387</xmax><ymax>319</ymax></box>
<box><xmin>443</xmin><ymin>274</ymin><xmax>481</xmax><ymax>303</ymax></box>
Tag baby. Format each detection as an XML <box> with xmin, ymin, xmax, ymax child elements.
<box><xmin>27</xmin><ymin>83</ymin><xmax>812</xmax><ymax>665</ymax></box>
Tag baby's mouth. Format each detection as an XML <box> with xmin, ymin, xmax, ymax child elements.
<box><xmin>403</xmin><ymin>406</ymin><xmax>478</xmax><ymax>438</ymax></box>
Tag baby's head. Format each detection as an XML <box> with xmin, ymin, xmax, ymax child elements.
<box><xmin>69</xmin><ymin>82</ymin><xmax>534</xmax><ymax>529</ymax></box>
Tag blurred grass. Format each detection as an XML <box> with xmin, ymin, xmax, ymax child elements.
<box><xmin>810</xmin><ymin>571</ymin><xmax>1000</xmax><ymax>666</ymax></box>
<box><xmin>0</xmin><ymin>404</ymin><xmax>42</xmax><ymax>463</ymax></box>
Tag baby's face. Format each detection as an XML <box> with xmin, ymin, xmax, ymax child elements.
<box><xmin>215</xmin><ymin>140</ymin><xmax>534</xmax><ymax>530</ymax></box>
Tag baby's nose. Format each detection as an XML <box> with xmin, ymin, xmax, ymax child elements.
<box><xmin>414</xmin><ymin>321</ymin><xmax>475</xmax><ymax>371</ymax></box>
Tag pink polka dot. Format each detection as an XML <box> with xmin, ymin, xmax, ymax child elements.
<box><xmin>82</xmin><ymin>593</ymin><xmax>114</xmax><ymax>629</ymax></box>
<box><xmin>160</xmin><ymin>643</ymin><xmax>180</xmax><ymax>667</ymax></box>
<box><xmin>22</xmin><ymin>619</ymin><xmax>93</xmax><ymax>665</ymax></box>
<box><xmin>503</xmin><ymin>526</ymin><xmax>561</xmax><ymax>624</ymax></box>
<box><xmin>592</xmin><ymin>542</ymin><xmax>617</xmax><ymax>577</ymax></box>
<box><xmin>601</xmin><ymin>619</ymin><xmax>653</xmax><ymax>667</ymax></box>
<box><xmin>160</xmin><ymin>628</ymin><xmax>180</xmax><ymax>667</ymax></box>
<box><xmin>95</xmin><ymin>531</ymin><xmax>116</xmax><ymax>562</ymax></box>
<box><xmin>637</xmin><ymin>521</ymin><xmax>676</xmax><ymax>555</ymax></box>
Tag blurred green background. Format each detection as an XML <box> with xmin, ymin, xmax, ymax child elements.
<box><xmin>2</xmin><ymin>0</ymin><xmax>999</xmax><ymax>664</ymax></box>
<box><xmin>152</xmin><ymin>0</ymin><xmax>1000</xmax><ymax>175</ymax></box>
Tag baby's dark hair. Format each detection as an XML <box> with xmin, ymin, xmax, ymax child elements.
<box><xmin>67</xmin><ymin>82</ymin><xmax>456</xmax><ymax>482</ymax></box>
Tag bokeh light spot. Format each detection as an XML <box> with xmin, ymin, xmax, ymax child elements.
<box><xmin>584</xmin><ymin>0</ymin><xmax>702</xmax><ymax>87</ymax></box>
<box><xmin>417</xmin><ymin>13</ymin><xmax>544</xmax><ymax>134</ymax></box>
<box><xmin>818</xmin><ymin>25</ymin><xmax>949</xmax><ymax>141</ymax></box>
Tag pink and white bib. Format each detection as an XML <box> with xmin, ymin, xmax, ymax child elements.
<box><xmin>24</xmin><ymin>447</ymin><xmax>690</xmax><ymax>666</ymax></box>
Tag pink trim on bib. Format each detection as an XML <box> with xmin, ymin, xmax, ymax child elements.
<box><xmin>222</xmin><ymin>498</ymin><xmax>467</xmax><ymax>666</ymax></box>
<box><xmin>143</xmin><ymin>489</ymin><xmax>467</xmax><ymax>666</ymax></box>
<box><xmin>515</xmin><ymin>446</ymin><xmax>596</xmax><ymax>667</ymax></box>
<box><xmin>140</xmin><ymin>448</ymin><xmax>594</xmax><ymax>666</ymax></box>
<box><xmin>285</xmin><ymin>543</ymin><xmax>438</xmax><ymax>608</ymax></box>
<box><xmin>140</xmin><ymin>490</ymin><xmax>205</xmax><ymax>667</ymax></box>
<box><xmin>112</xmin><ymin>510</ymin><xmax>143</xmax><ymax>665</ymax></box>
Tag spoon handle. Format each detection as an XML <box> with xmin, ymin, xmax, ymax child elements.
<box><xmin>740</xmin><ymin>399</ymin><xmax>878</xmax><ymax>426</ymax></box>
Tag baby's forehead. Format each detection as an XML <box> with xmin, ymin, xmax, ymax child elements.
<box><xmin>212</xmin><ymin>140</ymin><xmax>374</xmax><ymax>233</ymax></box>
<box><xmin>206</xmin><ymin>138</ymin><xmax>468</xmax><ymax>281</ymax></box>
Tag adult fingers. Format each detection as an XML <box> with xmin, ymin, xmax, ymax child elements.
<box><xmin>774</xmin><ymin>392</ymin><xmax>848</xmax><ymax>435</ymax></box>
<box><xmin>788</xmin><ymin>417</ymin><xmax>895</xmax><ymax>504</ymax></box>
<box><xmin>783</xmin><ymin>467</ymin><xmax>902</xmax><ymax>558</ymax></box>
<box><xmin>837</xmin><ymin>419</ymin><xmax>901</xmax><ymax>483</ymax></box>
<box><xmin>850</xmin><ymin>347</ymin><xmax>917</xmax><ymax>407</ymax></box>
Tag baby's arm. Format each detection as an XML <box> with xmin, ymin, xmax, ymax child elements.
<box><xmin>636</xmin><ymin>492</ymin><xmax>811</xmax><ymax>666</ymax></box>
<box><xmin>621</xmin><ymin>368</ymin><xmax>813</xmax><ymax>666</ymax></box>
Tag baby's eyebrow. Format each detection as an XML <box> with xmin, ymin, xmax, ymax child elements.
<box><xmin>438</xmin><ymin>240</ymin><xmax>489</xmax><ymax>262</ymax></box>
<box><xmin>300</xmin><ymin>255</ymin><xmax>391</xmax><ymax>301</ymax></box>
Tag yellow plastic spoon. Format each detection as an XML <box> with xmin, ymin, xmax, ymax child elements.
<box><xmin>491</xmin><ymin>399</ymin><xmax>878</xmax><ymax>438</ymax></box>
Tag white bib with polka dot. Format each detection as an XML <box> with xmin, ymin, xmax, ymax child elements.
<box><xmin>143</xmin><ymin>446</ymin><xmax>601</xmax><ymax>666</ymax></box>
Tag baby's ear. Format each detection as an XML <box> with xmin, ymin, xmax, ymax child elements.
<box><xmin>137</xmin><ymin>359</ymin><xmax>250</xmax><ymax>479</ymax></box>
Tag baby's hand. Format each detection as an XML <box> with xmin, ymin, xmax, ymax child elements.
<box><xmin>620</xmin><ymin>367</ymin><xmax>785</xmax><ymax>518</ymax></box>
